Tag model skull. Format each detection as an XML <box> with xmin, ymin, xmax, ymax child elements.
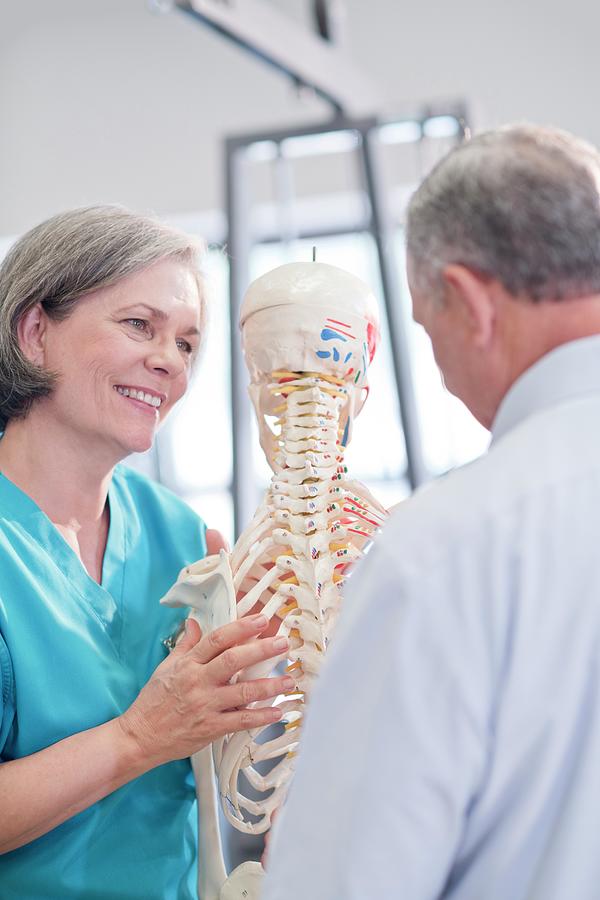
<box><xmin>240</xmin><ymin>261</ymin><xmax>380</xmax><ymax>468</ymax></box>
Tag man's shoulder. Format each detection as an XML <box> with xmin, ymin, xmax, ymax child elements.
<box><xmin>380</xmin><ymin>398</ymin><xmax>600</xmax><ymax>573</ymax></box>
<box><xmin>379</xmin><ymin>452</ymin><xmax>498</xmax><ymax>568</ymax></box>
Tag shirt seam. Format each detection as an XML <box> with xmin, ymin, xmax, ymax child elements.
<box><xmin>0</xmin><ymin>636</ymin><xmax>14</xmax><ymax>707</ymax></box>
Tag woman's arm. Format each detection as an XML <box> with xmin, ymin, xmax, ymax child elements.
<box><xmin>0</xmin><ymin>715</ymin><xmax>148</xmax><ymax>854</ymax></box>
<box><xmin>0</xmin><ymin>615</ymin><xmax>290</xmax><ymax>854</ymax></box>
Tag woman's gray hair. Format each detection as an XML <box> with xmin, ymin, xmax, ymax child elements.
<box><xmin>0</xmin><ymin>205</ymin><xmax>207</xmax><ymax>429</ymax></box>
<box><xmin>406</xmin><ymin>124</ymin><xmax>600</xmax><ymax>302</ymax></box>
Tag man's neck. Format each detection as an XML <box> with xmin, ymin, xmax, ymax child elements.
<box><xmin>484</xmin><ymin>291</ymin><xmax>600</xmax><ymax>429</ymax></box>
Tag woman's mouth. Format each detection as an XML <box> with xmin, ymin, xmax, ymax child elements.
<box><xmin>114</xmin><ymin>385</ymin><xmax>164</xmax><ymax>410</ymax></box>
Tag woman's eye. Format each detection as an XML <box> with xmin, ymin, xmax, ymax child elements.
<box><xmin>125</xmin><ymin>318</ymin><xmax>148</xmax><ymax>331</ymax></box>
<box><xmin>176</xmin><ymin>339</ymin><xmax>193</xmax><ymax>354</ymax></box>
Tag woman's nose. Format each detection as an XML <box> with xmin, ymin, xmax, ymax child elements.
<box><xmin>145</xmin><ymin>342</ymin><xmax>186</xmax><ymax>378</ymax></box>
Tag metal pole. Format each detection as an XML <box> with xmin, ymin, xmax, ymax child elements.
<box><xmin>358</xmin><ymin>126</ymin><xmax>429</xmax><ymax>489</ymax></box>
<box><xmin>225</xmin><ymin>140</ymin><xmax>259</xmax><ymax>538</ymax></box>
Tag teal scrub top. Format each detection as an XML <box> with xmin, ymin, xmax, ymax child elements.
<box><xmin>0</xmin><ymin>464</ymin><xmax>207</xmax><ymax>899</ymax></box>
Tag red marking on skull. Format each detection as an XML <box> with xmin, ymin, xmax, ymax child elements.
<box><xmin>366</xmin><ymin>319</ymin><xmax>379</xmax><ymax>363</ymax></box>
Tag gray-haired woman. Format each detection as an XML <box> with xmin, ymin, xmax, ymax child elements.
<box><xmin>0</xmin><ymin>206</ymin><xmax>290</xmax><ymax>899</ymax></box>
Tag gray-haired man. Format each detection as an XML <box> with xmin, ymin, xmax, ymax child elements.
<box><xmin>263</xmin><ymin>125</ymin><xmax>600</xmax><ymax>900</ymax></box>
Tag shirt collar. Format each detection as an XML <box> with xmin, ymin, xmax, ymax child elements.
<box><xmin>491</xmin><ymin>335</ymin><xmax>600</xmax><ymax>443</ymax></box>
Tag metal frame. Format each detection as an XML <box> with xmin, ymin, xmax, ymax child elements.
<box><xmin>167</xmin><ymin>0</ymin><xmax>467</xmax><ymax>535</ymax></box>
<box><xmin>225</xmin><ymin>111</ymin><xmax>468</xmax><ymax>534</ymax></box>
<box><xmin>174</xmin><ymin>0</ymin><xmax>380</xmax><ymax>115</ymax></box>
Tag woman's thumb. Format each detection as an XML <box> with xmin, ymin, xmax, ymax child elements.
<box><xmin>172</xmin><ymin>617</ymin><xmax>202</xmax><ymax>653</ymax></box>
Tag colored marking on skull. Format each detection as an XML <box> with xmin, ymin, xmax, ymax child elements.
<box><xmin>344</xmin><ymin>351</ymin><xmax>353</xmax><ymax>363</ymax></box>
<box><xmin>326</xmin><ymin>318</ymin><xmax>356</xmax><ymax>339</ymax></box>
<box><xmin>315</xmin><ymin>317</ymin><xmax>357</xmax><ymax>363</ymax></box>
<box><xmin>321</xmin><ymin>328</ymin><xmax>347</xmax><ymax>343</ymax></box>
<box><xmin>366</xmin><ymin>320</ymin><xmax>378</xmax><ymax>363</ymax></box>
<box><xmin>354</xmin><ymin>370</ymin><xmax>361</xmax><ymax>384</ymax></box>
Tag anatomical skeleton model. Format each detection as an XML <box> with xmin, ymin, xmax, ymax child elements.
<box><xmin>162</xmin><ymin>261</ymin><xmax>387</xmax><ymax>900</ymax></box>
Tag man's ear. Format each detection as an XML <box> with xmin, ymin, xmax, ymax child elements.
<box><xmin>17</xmin><ymin>304</ymin><xmax>49</xmax><ymax>365</ymax></box>
<box><xmin>441</xmin><ymin>264</ymin><xmax>496</xmax><ymax>349</ymax></box>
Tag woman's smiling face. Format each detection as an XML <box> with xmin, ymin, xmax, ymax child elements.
<box><xmin>37</xmin><ymin>257</ymin><xmax>202</xmax><ymax>462</ymax></box>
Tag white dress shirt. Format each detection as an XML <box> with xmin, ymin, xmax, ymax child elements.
<box><xmin>262</xmin><ymin>336</ymin><xmax>600</xmax><ymax>900</ymax></box>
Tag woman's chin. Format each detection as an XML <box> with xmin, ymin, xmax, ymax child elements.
<box><xmin>121</xmin><ymin>428</ymin><xmax>156</xmax><ymax>457</ymax></box>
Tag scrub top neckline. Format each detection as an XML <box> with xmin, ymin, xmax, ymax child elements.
<box><xmin>0</xmin><ymin>468</ymin><xmax>126</xmax><ymax>609</ymax></box>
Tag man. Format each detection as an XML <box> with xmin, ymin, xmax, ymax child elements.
<box><xmin>262</xmin><ymin>125</ymin><xmax>600</xmax><ymax>900</ymax></box>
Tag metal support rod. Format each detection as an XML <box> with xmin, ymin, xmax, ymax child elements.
<box><xmin>359</xmin><ymin>126</ymin><xmax>429</xmax><ymax>489</ymax></box>
<box><xmin>273</xmin><ymin>144</ymin><xmax>298</xmax><ymax>248</ymax></box>
<box><xmin>225</xmin><ymin>142</ymin><xmax>259</xmax><ymax>538</ymax></box>
<box><xmin>174</xmin><ymin>0</ymin><xmax>380</xmax><ymax>116</ymax></box>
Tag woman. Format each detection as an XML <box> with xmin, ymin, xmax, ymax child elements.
<box><xmin>0</xmin><ymin>206</ymin><xmax>291</xmax><ymax>898</ymax></box>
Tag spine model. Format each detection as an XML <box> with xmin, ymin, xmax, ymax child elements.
<box><xmin>221</xmin><ymin>370</ymin><xmax>386</xmax><ymax>829</ymax></box>
<box><xmin>162</xmin><ymin>262</ymin><xmax>386</xmax><ymax>900</ymax></box>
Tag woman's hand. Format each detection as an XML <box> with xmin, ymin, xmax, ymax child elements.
<box><xmin>118</xmin><ymin>614</ymin><xmax>291</xmax><ymax>766</ymax></box>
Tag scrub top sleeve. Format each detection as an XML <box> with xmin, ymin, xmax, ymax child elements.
<box><xmin>0</xmin><ymin>632</ymin><xmax>16</xmax><ymax>758</ymax></box>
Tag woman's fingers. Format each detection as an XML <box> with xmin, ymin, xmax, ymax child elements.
<box><xmin>217</xmin><ymin>675</ymin><xmax>294</xmax><ymax>711</ymax></box>
<box><xmin>216</xmin><ymin>705</ymin><xmax>285</xmax><ymax>736</ymax></box>
<box><xmin>205</xmin><ymin>527</ymin><xmax>229</xmax><ymax>555</ymax></box>
<box><xmin>206</xmin><ymin>635</ymin><xmax>289</xmax><ymax>684</ymax></box>
<box><xmin>192</xmin><ymin>614</ymin><xmax>270</xmax><ymax>665</ymax></box>
<box><xmin>129</xmin><ymin>612</ymin><xmax>291</xmax><ymax>762</ymax></box>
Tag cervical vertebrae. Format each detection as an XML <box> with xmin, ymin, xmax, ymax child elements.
<box><xmin>162</xmin><ymin>262</ymin><xmax>386</xmax><ymax>899</ymax></box>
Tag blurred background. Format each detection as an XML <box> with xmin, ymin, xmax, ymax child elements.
<box><xmin>0</xmin><ymin>0</ymin><xmax>591</xmax><ymax>539</ymax></box>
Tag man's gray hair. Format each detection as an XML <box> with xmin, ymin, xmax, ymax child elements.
<box><xmin>0</xmin><ymin>205</ymin><xmax>207</xmax><ymax>430</ymax></box>
<box><xmin>406</xmin><ymin>124</ymin><xmax>600</xmax><ymax>302</ymax></box>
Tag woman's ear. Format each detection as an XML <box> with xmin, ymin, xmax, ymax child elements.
<box><xmin>17</xmin><ymin>304</ymin><xmax>48</xmax><ymax>365</ymax></box>
<box><xmin>441</xmin><ymin>265</ymin><xmax>496</xmax><ymax>349</ymax></box>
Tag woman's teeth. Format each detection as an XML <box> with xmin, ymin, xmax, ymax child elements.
<box><xmin>115</xmin><ymin>386</ymin><xmax>162</xmax><ymax>408</ymax></box>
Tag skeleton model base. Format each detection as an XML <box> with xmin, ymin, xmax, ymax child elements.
<box><xmin>162</xmin><ymin>263</ymin><xmax>386</xmax><ymax>900</ymax></box>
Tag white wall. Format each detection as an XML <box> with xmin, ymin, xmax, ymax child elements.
<box><xmin>0</xmin><ymin>0</ymin><xmax>596</xmax><ymax>236</ymax></box>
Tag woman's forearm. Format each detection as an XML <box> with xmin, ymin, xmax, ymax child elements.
<box><xmin>0</xmin><ymin>717</ymin><xmax>149</xmax><ymax>854</ymax></box>
<box><xmin>0</xmin><ymin>616</ymin><xmax>290</xmax><ymax>855</ymax></box>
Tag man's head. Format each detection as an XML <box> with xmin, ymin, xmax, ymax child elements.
<box><xmin>406</xmin><ymin>124</ymin><xmax>600</xmax><ymax>427</ymax></box>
